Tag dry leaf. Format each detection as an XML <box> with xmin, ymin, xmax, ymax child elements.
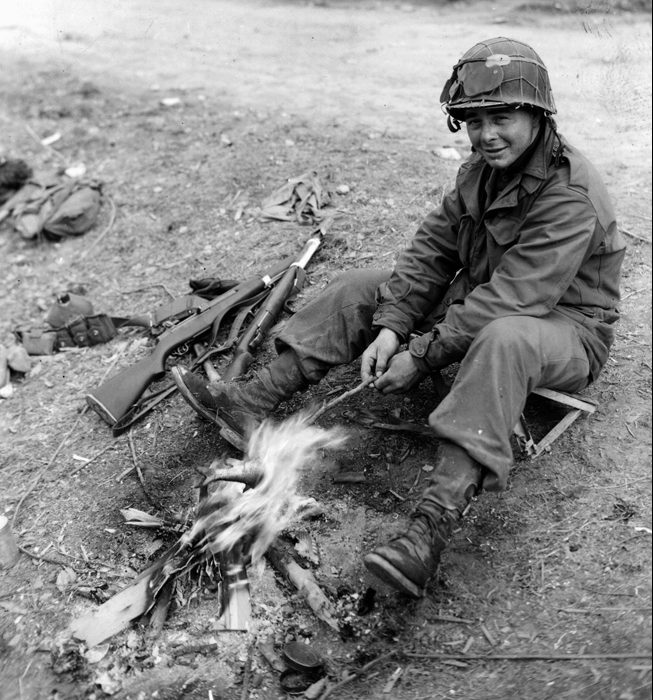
<box><xmin>55</xmin><ymin>566</ymin><xmax>77</xmax><ymax>592</ymax></box>
<box><xmin>294</xmin><ymin>531</ymin><xmax>320</xmax><ymax>565</ymax></box>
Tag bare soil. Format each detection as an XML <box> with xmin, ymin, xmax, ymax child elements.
<box><xmin>0</xmin><ymin>1</ymin><xmax>651</xmax><ymax>699</ymax></box>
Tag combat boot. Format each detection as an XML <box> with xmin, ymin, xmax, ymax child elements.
<box><xmin>171</xmin><ymin>351</ymin><xmax>308</xmax><ymax>449</ymax></box>
<box><xmin>364</xmin><ymin>442</ymin><xmax>482</xmax><ymax>598</ymax></box>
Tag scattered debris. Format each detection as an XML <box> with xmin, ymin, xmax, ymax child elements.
<box><xmin>605</xmin><ymin>498</ymin><xmax>638</xmax><ymax>522</ymax></box>
<box><xmin>257</xmin><ymin>635</ymin><xmax>286</xmax><ymax>672</ymax></box>
<box><xmin>382</xmin><ymin>665</ymin><xmax>403</xmax><ymax>694</ymax></box>
<box><xmin>259</xmin><ymin>171</ymin><xmax>332</xmax><ymax>224</ymax></box>
<box><xmin>0</xmin><ymin>176</ymin><xmax>102</xmax><ymax>241</ymax></box>
<box><xmin>64</xmin><ymin>162</ymin><xmax>87</xmax><ymax>179</ymax></box>
<box><xmin>0</xmin><ymin>515</ymin><xmax>20</xmax><ymax>568</ymax></box>
<box><xmin>41</xmin><ymin>132</ymin><xmax>62</xmax><ymax>146</ymax></box>
<box><xmin>0</xmin><ymin>157</ymin><xmax>32</xmax><ymax>205</ymax></box>
<box><xmin>266</xmin><ymin>543</ymin><xmax>339</xmax><ymax>631</ymax></box>
<box><xmin>293</xmin><ymin>531</ymin><xmax>320</xmax><ymax>565</ymax></box>
<box><xmin>120</xmin><ymin>508</ymin><xmax>166</xmax><ymax>529</ymax></box>
<box><xmin>159</xmin><ymin>97</ymin><xmax>181</xmax><ymax>107</ymax></box>
<box><xmin>432</xmin><ymin>146</ymin><xmax>462</xmax><ymax>160</ymax></box>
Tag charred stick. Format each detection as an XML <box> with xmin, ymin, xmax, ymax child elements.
<box><xmin>148</xmin><ymin>578</ymin><xmax>174</xmax><ymax>639</ymax></box>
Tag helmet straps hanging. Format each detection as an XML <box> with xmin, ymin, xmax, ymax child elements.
<box><xmin>447</xmin><ymin>115</ymin><xmax>462</xmax><ymax>133</ymax></box>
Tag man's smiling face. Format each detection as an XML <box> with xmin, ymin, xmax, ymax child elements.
<box><xmin>464</xmin><ymin>107</ymin><xmax>540</xmax><ymax>170</ymax></box>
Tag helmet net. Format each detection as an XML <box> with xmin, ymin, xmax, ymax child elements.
<box><xmin>441</xmin><ymin>37</ymin><xmax>556</xmax><ymax>120</ymax></box>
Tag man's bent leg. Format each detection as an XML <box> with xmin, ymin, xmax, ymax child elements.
<box><xmin>275</xmin><ymin>268</ymin><xmax>391</xmax><ymax>383</ymax></box>
<box><xmin>173</xmin><ymin>269</ymin><xmax>391</xmax><ymax>445</ymax></box>
<box><xmin>364</xmin><ymin>442</ymin><xmax>482</xmax><ymax>597</ymax></box>
<box><xmin>365</xmin><ymin>314</ymin><xmax>590</xmax><ymax>596</ymax></box>
<box><xmin>429</xmin><ymin>314</ymin><xmax>591</xmax><ymax>491</ymax></box>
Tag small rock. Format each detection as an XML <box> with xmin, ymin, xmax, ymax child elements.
<box><xmin>433</xmin><ymin>146</ymin><xmax>461</xmax><ymax>161</ymax></box>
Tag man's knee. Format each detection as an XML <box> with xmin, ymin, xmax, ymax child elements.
<box><xmin>474</xmin><ymin>316</ymin><xmax>539</xmax><ymax>351</ymax></box>
<box><xmin>329</xmin><ymin>268</ymin><xmax>389</xmax><ymax>294</ymax></box>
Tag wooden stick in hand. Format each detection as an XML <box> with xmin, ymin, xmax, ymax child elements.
<box><xmin>306</xmin><ymin>376</ymin><xmax>376</xmax><ymax>425</ymax></box>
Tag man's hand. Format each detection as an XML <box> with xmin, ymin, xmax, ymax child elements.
<box><xmin>361</xmin><ymin>328</ymin><xmax>401</xmax><ymax>383</ymax></box>
<box><xmin>373</xmin><ymin>350</ymin><xmax>425</xmax><ymax>394</ymax></box>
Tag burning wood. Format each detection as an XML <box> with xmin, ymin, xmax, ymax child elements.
<box><xmin>70</xmin><ymin>412</ymin><xmax>347</xmax><ymax>646</ymax></box>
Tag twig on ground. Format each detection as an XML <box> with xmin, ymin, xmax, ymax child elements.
<box><xmin>171</xmin><ymin>641</ymin><xmax>219</xmax><ymax>657</ymax></box>
<box><xmin>402</xmin><ymin>651</ymin><xmax>652</xmax><ymax>661</ymax></box>
<box><xmin>620</xmin><ymin>227</ymin><xmax>651</xmax><ymax>244</ymax></box>
<box><xmin>127</xmin><ymin>430</ymin><xmax>160</xmax><ymax>510</ymax></box>
<box><xmin>17</xmin><ymin>545</ymin><xmax>81</xmax><ymax>570</ymax></box>
<box><xmin>12</xmin><ymin>349</ymin><xmax>125</xmax><ymax>534</ymax></box>
<box><xmin>79</xmin><ymin>195</ymin><xmax>117</xmax><ymax>260</ymax></box>
<box><xmin>23</xmin><ymin>123</ymin><xmax>66</xmax><ymax>162</ymax></box>
<box><xmin>148</xmin><ymin>578</ymin><xmax>174</xmax><ymax>639</ymax></box>
<box><xmin>318</xmin><ymin>651</ymin><xmax>397</xmax><ymax>700</ymax></box>
<box><xmin>307</xmin><ymin>377</ymin><xmax>375</xmax><ymax>424</ymax></box>
<box><xmin>240</xmin><ymin>642</ymin><xmax>254</xmax><ymax>700</ymax></box>
<box><xmin>69</xmin><ymin>444</ymin><xmax>115</xmax><ymax>477</ymax></box>
<box><xmin>428</xmin><ymin>613</ymin><xmax>474</xmax><ymax>625</ymax></box>
<box><xmin>121</xmin><ymin>283</ymin><xmax>177</xmax><ymax>300</ymax></box>
<box><xmin>12</xmin><ymin>408</ymin><xmax>88</xmax><ymax>530</ymax></box>
<box><xmin>559</xmin><ymin>606</ymin><xmax>652</xmax><ymax>614</ymax></box>
<box><xmin>479</xmin><ymin>622</ymin><xmax>497</xmax><ymax>647</ymax></box>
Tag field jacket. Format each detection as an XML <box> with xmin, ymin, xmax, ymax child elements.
<box><xmin>372</xmin><ymin>124</ymin><xmax>626</xmax><ymax>382</ymax></box>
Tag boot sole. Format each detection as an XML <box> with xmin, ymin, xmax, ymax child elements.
<box><xmin>171</xmin><ymin>367</ymin><xmax>246</xmax><ymax>452</ymax></box>
<box><xmin>363</xmin><ymin>552</ymin><xmax>425</xmax><ymax>598</ymax></box>
<box><xmin>170</xmin><ymin>366</ymin><xmax>217</xmax><ymax>423</ymax></box>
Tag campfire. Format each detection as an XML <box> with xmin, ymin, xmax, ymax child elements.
<box><xmin>70</xmin><ymin>412</ymin><xmax>348</xmax><ymax>647</ymax></box>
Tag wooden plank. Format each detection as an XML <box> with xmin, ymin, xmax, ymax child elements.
<box><xmin>533</xmin><ymin>409</ymin><xmax>583</xmax><ymax>456</ymax></box>
<box><xmin>532</xmin><ymin>387</ymin><xmax>597</xmax><ymax>414</ymax></box>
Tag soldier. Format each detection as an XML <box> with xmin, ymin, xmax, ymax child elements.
<box><xmin>173</xmin><ymin>37</ymin><xmax>625</xmax><ymax>598</ymax></box>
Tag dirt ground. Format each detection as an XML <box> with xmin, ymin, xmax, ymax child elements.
<box><xmin>0</xmin><ymin>1</ymin><xmax>651</xmax><ymax>699</ymax></box>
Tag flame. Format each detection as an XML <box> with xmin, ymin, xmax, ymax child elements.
<box><xmin>188</xmin><ymin>412</ymin><xmax>348</xmax><ymax>565</ymax></box>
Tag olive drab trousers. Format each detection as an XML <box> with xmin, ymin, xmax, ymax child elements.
<box><xmin>275</xmin><ymin>269</ymin><xmax>591</xmax><ymax>491</ymax></box>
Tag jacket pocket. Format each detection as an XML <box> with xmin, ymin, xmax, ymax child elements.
<box><xmin>484</xmin><ymin>214</ymin><xmax>521</xmax><ymax>246</ymax></box>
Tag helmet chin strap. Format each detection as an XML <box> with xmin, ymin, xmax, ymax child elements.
<box><xmin>447</xmin><ymin>114</ymin><xmax>462</xmax><ymax>133</ymax></box>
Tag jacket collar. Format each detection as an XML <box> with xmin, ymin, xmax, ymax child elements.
<box><xmin>459</xmin><ymin>122</ymin><xmax>560</xmax><ymax>218</ymax></box>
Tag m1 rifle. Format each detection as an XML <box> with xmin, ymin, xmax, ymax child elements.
<box><xmin>221</xmin><ymin>234</ymin><xmax>321</xmax><ymax>381</ymax></box>
<box><xmin>86</xmin><ymin>235</ymin><xmax>321</xmax><ymax>430</ymax></box>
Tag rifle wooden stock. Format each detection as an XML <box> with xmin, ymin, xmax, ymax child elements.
<box><xmin>86</xmin><ymin>257</ymin><xmax>292</xmax><ymax>426</ymax></box>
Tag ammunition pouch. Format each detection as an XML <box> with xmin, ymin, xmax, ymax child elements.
<box><xmin>15</xmin><ymin>314</ymin><xmax>118</xmax><ymax>355</ymax></box>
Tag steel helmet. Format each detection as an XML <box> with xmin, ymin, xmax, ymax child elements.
<box><xmin>440</xmin><ymin>37</ymin><xmax>556</xmax><ymax>130</ymax></box>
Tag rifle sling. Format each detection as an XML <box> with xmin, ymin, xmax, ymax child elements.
<box><xmin>111</xmin><ymin>289</ymin><xmax>270</xmax><ymax>434</ymax></box>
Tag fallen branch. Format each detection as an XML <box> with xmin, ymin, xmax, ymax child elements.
<box><xmin>266</xmin><ymin>543</ymin><xmax>338</xmax><ymax>630</ymax></box>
